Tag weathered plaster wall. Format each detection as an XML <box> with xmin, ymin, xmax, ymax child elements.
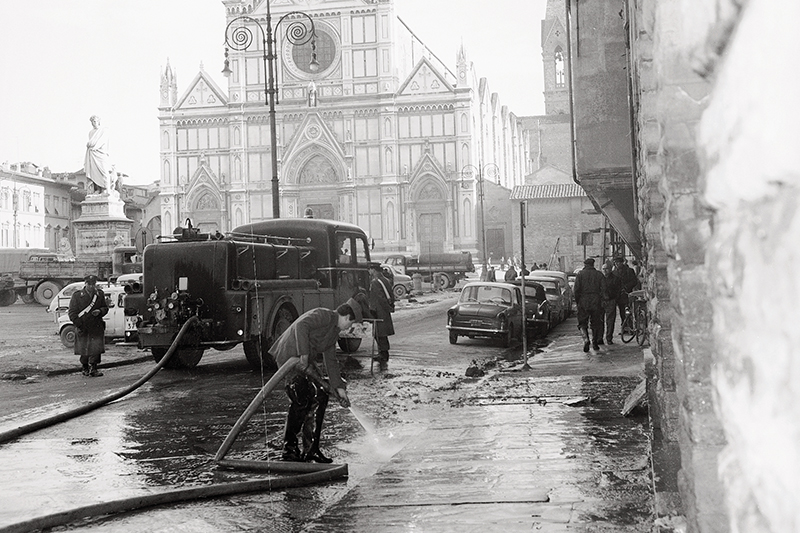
<box><xmin>697</xmin><ymin>0</ymin><xmax>800</xmax><ymax>531</ymax></box>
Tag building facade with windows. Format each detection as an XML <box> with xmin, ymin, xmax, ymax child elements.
<box><xmin>0</xmin><ymin>161</ymin><xmax>75</xmax><ymax>251</ymax></box>
<box><xmin>156</xmin><ymin>0</ymin><xmax>529</xmax><ymax>258</ymax></box>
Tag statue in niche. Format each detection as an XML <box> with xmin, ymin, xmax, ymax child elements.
<box><xmin>308</xmin><ymin>81</ymin><xmax>318</xmax><ymax>107</ymax></box>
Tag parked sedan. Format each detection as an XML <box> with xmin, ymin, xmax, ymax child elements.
<box><xmin>55</xmin><ymin>284</ymin><xmax>138</xmax><ymax>348</ymax></box>
<box><xmin>446</xmin><ymin>281</ymin><xmax>523</xmax><ymax>347</ymax></box>
<box><xmin>509</xmin><ymin>279</ymin><xmax>552</xmax><ymax>337</ymax></box>
<box><xmin>526</xmin><ymin>276</ymin><xmax>570</xmax><ymax>325</ymax></box>
<box><xmin>381</xmin><ymin>264</ymin><xmax>413</xmax><ymax>299</ymax></box>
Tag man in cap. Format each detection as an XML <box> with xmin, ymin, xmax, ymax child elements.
<box><xmin>68</xmin><ymin>275</ymin><xmax>109</xmax><ymax>376</ymax></box>
<box><xmin>612</xmin><ymin>255</ymin><xmax>640</xmax><ymax>321</ymax></box>
<box><xmin>367</xmin><ymin>263</ymin><xmax>395</xmax><ymax>365</ymax></box>
<box><xmin>269</xmin><ymin>293</ymin><xmax>370</xmax><ymax>463</ymax></box>
<box><xmin>573</xmin><ymin>258</ymin><xmax>607</xmax><ymax>352</ymax></box>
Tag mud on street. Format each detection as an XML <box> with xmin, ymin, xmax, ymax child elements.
<box><xmin>0</xmin><ymin>291</ymin><xmax>654</xmax><ymax>532</ymax></box>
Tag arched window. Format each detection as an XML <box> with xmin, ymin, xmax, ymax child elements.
<box><xmin>463</xmin><ymin>198</ymin><xmax>473</xmax><ymax>238</ymax></box>
<box><xmin>554</xmin><ymin>47</ymin><xmax>565</xmax><ymax>88</ymax></box>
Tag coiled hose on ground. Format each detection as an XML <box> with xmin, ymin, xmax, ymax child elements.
<box><xmin>0</xmin><ymin>318</ymin><xmax>347</xmax><ymax>533</ymax></box>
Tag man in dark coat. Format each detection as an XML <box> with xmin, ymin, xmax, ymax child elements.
<box><xmin>368</xmin><ymin>263</ymin><xmax>395</xmax><ymax>364</ymax></box>
<box><xmin>573</xmin><ymin>258</ymin><xmax>607</xmax><ymax>352</ymax></box>
<box><xmin>269</xmin><ymin>293</ymin><xmax>369</xmax><ymax>463</ymax></box>
<box><xmin>601</xmin><ymin>262</ymin><xmax>622</xmax><ymax>344</ymax></box>
<box><xmin>68</xmin><ymin>275</ymin><xmax>109</xmax><ymax>376</ymax></box>
<box><xmin>504</xmin><ymin>265</ymin><xmax>517</xmax><ymax>282</ymax></box>
<box><xmin>613</xmin><ymin>256</ymin><xmax>640</xmax><ymax>319</ymax></box>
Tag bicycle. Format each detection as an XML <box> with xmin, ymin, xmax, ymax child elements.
<box><xmin>620</xmin><ymin>290</ymin><xmax>648</xmax><ymax>345</ymax></box>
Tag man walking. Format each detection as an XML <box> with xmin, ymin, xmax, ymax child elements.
<box><xmin>612</xmin><ymin>256</ymin><xmax>640</xmax><ymax>322</ymax></box>
<box><xmin>368</xmin><ymin>263</ymin><xmax>395</xmax><ymax>365</ymax></box>
<box><xmin>269</xmin><ymin>294</ymin><xmax>369</xmax><ymax>463</ymax></box>
<box><xmin>601</xmin><ymin>262</ymin><xmax>622</xmax><ymax>344</ymax></box>
<box><xmin>573</xmin><ymin>258</ymin><xmax>607</xmax><ymax>352</ymax></box>
<box><xmin>68</xmin><ymin>275</ymin><xmax>109</xmax><ymax>377</ymax></box>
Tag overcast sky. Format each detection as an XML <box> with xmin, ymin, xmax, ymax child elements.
<box><xmin>0</xmin><ymin>1</ymin><xmax>546</xmax><ymax>185</ymax></box>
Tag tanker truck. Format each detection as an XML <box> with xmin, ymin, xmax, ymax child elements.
<box><xmin>127</xmin><ymin>219</ymin><xmax>372</xmax><ymax>370</ymax></box>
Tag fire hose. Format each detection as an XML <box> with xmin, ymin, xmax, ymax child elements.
<box><xmin>0</xmin><ymin>319</ymin><xmax>347</xmax><ymax>532</ymax></box>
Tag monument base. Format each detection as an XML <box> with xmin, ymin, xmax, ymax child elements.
<box><xmin>73</xmin><ymin>192</ymin><xmax>133</xmax><ymax>261</ymax></box>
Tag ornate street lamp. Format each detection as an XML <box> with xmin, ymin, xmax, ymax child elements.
<box><xmin>222</xmin><ymin>6</ymin><xmax>319</xmax><ymax>219</ymax></box>
<box><xmin>461</xmin><ymin>162</ymin><xmax>499</xmax><ymax>275</ymax></box>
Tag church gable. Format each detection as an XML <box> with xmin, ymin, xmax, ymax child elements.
<box><xmin>175</xmin><ymin>70</ymin><xmax>228</xmax><ymax>110</ymax></box>
<box><xmin>283</xmin><ymin>112</ymin><xmax>345</xmax><ymax>162</ymax></box>
<box><xmin>398</xmin><ymin>57</ymin><xmax>454</xmax><ymax>97</ymax></box>
<box><xmin>525</xmin><ymin>164</ymin><xmax>572</xmax><ymax>186</ymax></box>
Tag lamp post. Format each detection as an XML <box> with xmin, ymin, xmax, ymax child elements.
<box><xmin>222</xmin><ymin>6</ymin><xmax>319</xmax><ymax>219</ymax></box>
<box><xmin>461</xmin><ymin>162</ymin><xmax>499</xmax><ymax>276</ymax></box>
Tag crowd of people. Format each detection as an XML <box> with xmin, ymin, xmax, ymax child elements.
<box><xmin>572</xmin><ymin>255</ymin><xmax>641</xmax><ymax>352</ymax></box>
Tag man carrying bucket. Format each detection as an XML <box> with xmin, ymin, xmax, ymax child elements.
<box><xmin>269</xmin><ymin>293</ymin><xmax>370</xmax><ymax>463</ymax></box>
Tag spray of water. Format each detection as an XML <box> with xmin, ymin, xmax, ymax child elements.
<box><xmin>348</xmin><ymin>406</ymin><xmax>404</xmax><ymax>460</ymax></box>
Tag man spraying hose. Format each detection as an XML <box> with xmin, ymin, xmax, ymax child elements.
<box><xmin>269</xmin><ymin>293</ymin><xmax>370</xmax><ymax>463</ymax></box>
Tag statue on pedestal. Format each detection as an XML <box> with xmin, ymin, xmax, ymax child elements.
<box><xmin>84</xmin><ymin>115</ymin><xmax>118</xmax><ymax>194</ymax></box>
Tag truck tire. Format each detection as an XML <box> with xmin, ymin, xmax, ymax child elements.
<box><xmin>34</xmin><ymin>280</ymin><xmax>63</xmax><ymax>307</ymax></box>
<box><xmin>244</xmin><ymin>336</ymin><xmax>278</xmax><ymax>373</ymax></box>
<box><xmin>337</xmin><ymin>338</ymin><xmax>362</xmax><ymax>353</ymax></box>
<box><xmin>151</xmin><ymin>346</ymin><xmax>204</xmax><ymax>369</ymax></box>
<box><xmin>21</xmin><ymin>292</ymin><xmax>36</xmax><ymax>304</ymax></box>
<box><xmin>0</xmin><ymin>289</ymin><xmax>16</xmax><ymax>307</ymax></box>
<box><xmin>436</xmin><ymin>272</ymin><xmax>451</xmax><ymax>290</ymax></box>
<box><xmin>60</xmin><ymin>325</ymin><xmax>77</xmax><ymax>348</ymax></box>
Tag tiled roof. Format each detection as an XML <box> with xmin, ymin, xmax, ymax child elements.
<box><xmin>510</xmin><ymin>183</ymin><xmax>586</xmax><ymax>200</ymax></box>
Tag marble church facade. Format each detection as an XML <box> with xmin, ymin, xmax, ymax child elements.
<box><xmin>157</xmin><ymin>0</ymin><xmax>529</xmax><ymax>257</ymax></box>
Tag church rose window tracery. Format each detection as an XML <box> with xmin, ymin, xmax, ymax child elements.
<box><xmin>293</xmin><ymin>30</ymin><xmax>336</xmax><ymax>74</ymax></box>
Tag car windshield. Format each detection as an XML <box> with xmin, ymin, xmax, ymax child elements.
<box><xmin>460</xmin><ymin>285</ymin><xmax>513</xmax><ymax>305</ymax></box>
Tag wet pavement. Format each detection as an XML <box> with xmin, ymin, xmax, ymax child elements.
<box><xmin>0</xmin><ymin>287</ymin><xmax>654</xmax><ymax>532</ymax></box>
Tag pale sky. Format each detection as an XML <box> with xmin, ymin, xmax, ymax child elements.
<box><xmin>0</xmin><ymin>1</ymin><xmax>546</xmax><ymax>186</ymax></box>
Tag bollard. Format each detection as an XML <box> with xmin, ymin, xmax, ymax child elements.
<box><xmin>412</xmin><ymin>273</ymin><xmax>423</xmax><ymax>292</ymax></box>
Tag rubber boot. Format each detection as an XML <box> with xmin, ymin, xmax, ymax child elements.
<box><xmin>580</xmin><ymin>328</ymin><xmax>590</xmax><ymax>353</ymax></box>
<box><xmin>82</xmin><ymin>365</ymin><xmax>90</xmax><ymax>377</ymax></box>
<box><xmin>89</xmin><ymin>364</ymin><xmax>104</xmax><ymax>377</ymax></box>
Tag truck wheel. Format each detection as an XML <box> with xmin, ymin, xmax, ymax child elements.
<box><xmin>244</xmin><ymin>336</ymin><xmax>278</xmax><ymax>373</ymax></box>
<box><xmin>21</xmin><ymin>293</ymin><xmax>36</xmax><ymax>304</ymax></box>
<box><xmin>0</xmin><ymin>289</ymin><xmax>16</xmax><ymax>307</ymax></box>
<box><xmin>34</xmin><ymin>280</ymin><xmax>63</xmax><ymax>306</ymax></box>
<box><xmin>393</xmin><ymin>284</ymin><xmax>407</xmax><ymax>299</ymax></box>
<box><xmin>337</xmin><ymin>338</ymin><xmax>362</xmax><ymax>353</ymax></box>
<box><xmin>60</xmin><ymin>325</ymin><xmax>77</xmax><ymax>348</ymax></box>
<box><xmin>151</xmin><ymin>346</ymin><xmax>204</xmax><ymax>369</ymax></box>
<box><xmin>436</xmin><ymin>273</ymin><xmax>451</xmax><ymax>290</ymax></box>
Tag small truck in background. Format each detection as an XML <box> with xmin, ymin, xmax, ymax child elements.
<box><xmin>373</xmin><ymin>251</ymin><xmax>475</xmax><ymax>289</ymax></box>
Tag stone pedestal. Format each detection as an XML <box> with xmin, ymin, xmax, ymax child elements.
<box><xmin>73</xmin><ymin>192</ymin><xmax>133</xmax><ymax>261</ymax></box>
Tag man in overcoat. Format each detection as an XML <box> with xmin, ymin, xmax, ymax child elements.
<box><xmin>269</xmin><ymin>293</ymin><xmax>369</xmax><ymax>463</ymax></box>
<box><xmin>68</xmin><ymin>275</ymin><xmax>109</xmax><ymax>376</ymax></box>
<box><xmin>368</xmin><ymin>263</ymin><xmax>395</xmax><ymax>365</ymax></box>
<box><xmin>573</xmin><ymin>258</ymin><xmax>607</xmax><ymax>352</ymax></box>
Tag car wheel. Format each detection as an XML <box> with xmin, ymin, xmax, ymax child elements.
<box><xmin>501</xmin><ymin>324</ymin><xmax>514</xmax><ymax>348</ymax></box>
<box><xmin>60</xmin><ymin>325</ymin><xmax>76</xmax><ymax>348</ymax></box>
<box><xmin>393</xmin><ymin>284</ymin><xmax>407</xmax><ymax>299</ymax></box>
<box><xmin>449</xmin><ymin>330</ymin><xmax>458</xmax><ymax>344</ymax></box>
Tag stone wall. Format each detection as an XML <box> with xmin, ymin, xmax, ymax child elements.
<box><xmin>627</xmin><ymin>0</ymin><xmax>726</xmax><ymax>530</ymax></box>
<box><xmin>630</xmin><ymin>0</ymin><xmax>800</xmax><ymax>531</ymax></box>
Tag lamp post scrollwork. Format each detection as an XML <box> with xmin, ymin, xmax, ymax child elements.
<box><xmin>222</xmin><ymin>6</ymin><xmax>319</xmax><ymax>219</ymax></box>
<box><xmin>461</xmin><ymin>162</ymin><xmax>499</xmax><ymax>275</ymax></box>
